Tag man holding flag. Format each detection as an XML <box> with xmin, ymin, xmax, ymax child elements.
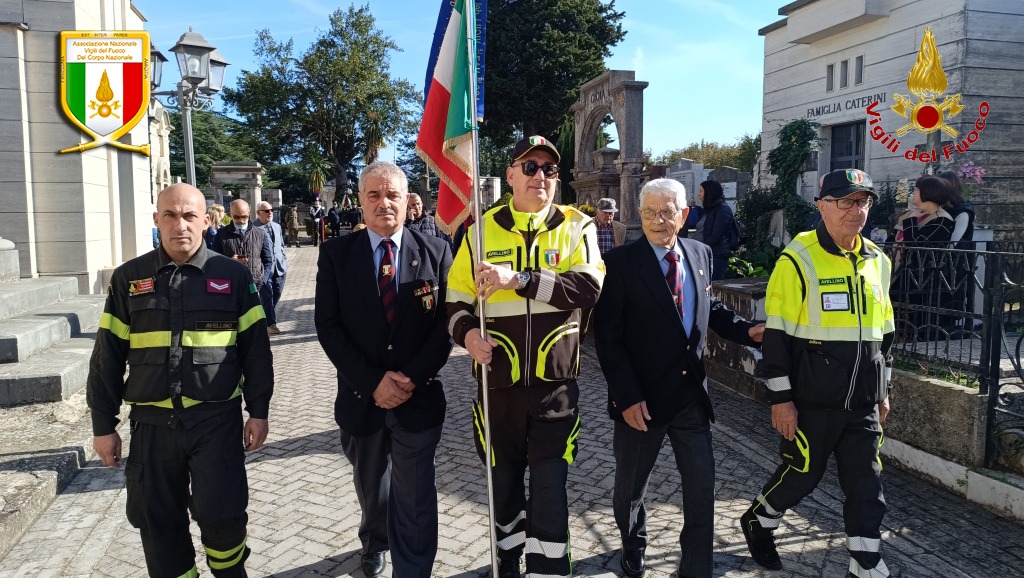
<box><xmin>446</xmin><ymin>136</ymin><xmax>604</xmax><ymax>578</ymax></box>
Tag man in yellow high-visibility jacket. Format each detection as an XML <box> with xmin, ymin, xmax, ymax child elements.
<box><xmin>446</xmin><ymin>136</ymin><xmax>604</xmax><ymax>578</ymax></box>
<box><xmin>740</xmin><ymin>168</ymin><xmax>895</xmax><ymax>578</ymax></box>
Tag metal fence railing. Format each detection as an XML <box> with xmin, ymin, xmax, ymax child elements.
<box><xmin>884</xmin><ymin>242</ymin><xmax>1024</xmax><ymax>472</ymax></box>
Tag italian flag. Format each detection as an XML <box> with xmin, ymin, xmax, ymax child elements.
<box><xmin>416</xmin><ymin>0</ymin><xmax>481</xmax><ymax>235</ymax></box>
<box><xmin>65</xmin><ymin>62</ymin><xmax>145</xmax><ymax>137</ymax></box>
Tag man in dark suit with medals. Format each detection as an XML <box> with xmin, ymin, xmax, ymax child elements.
<box><xmin>595</xmin><ymin>178</ymin><xmax>764</xmax><ymax>578</ymax></box>
<box><xmin>315</xmin><ymin>161</ymin><xmax>453</xmax><ymax>578</ymax></box>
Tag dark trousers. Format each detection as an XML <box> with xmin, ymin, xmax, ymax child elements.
<box><xmin>711</xmin><ymin>256</ymin><xmax>729</xmax><ymax>281</ymax></box>
<box><xmin>339</xmin><ymin>412</ymin><xmax>443</xmax><ymax>578</ymax></box>
<box><xmin>471</xmin><ymin>384</ymin><xmax>580</xmax><ymax>578</ymax></box>
<box><xmin>613</xmin><ymin>402</ymin><xmax>715</xmax><ymax>578</ymax></box>
<box><xmin>750</xmin><ymin>406</ymin><xmax>887</xmax><ymax>576</ymax></box>
<box><xmin>124</xmin><ymin>412</ymin><xmax>250</xmax><ymax>578</ymax></box>
<box><xmin>259</xmin><ymin>273</ymin><xmax>286</xmax><ymax>326</ymax></box>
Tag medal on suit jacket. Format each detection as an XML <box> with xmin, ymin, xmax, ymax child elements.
<box><xmin>422</xmin><ymin>294</ymin><xmax>435</xmax><ymax>311</ymax></box>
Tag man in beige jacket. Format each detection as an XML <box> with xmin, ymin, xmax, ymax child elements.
<box><xmin>595</xmin><ymin>197</ymin><xmax>627</xmax><ymax>255</ymax></box>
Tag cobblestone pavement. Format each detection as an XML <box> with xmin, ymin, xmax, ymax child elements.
<box><xmin>4</xmin><ymin>243</ymin><xmax>1024</xmax><ymax>577</ymax></box>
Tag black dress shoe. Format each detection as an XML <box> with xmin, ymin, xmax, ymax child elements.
<box><xmin>740</xmin><ymin>509</ymin><xmax>783</xmax><ymax>570</ymax></box>
<box><xmin>620</xmin><ymin>547</ymin><xmax>646</xmax><ymax>578</ymax></box>
<box><xmin>496</xmin><ymin>558</ymin><xmax>521</xmax><ymax>578</ymax></box>
<box><xmin>360</xmin><ymin>551</ymin><xmax>386</xmax><ymax>577</ymax></box>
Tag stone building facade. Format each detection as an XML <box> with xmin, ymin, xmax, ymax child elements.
<box><xmin>1</xmin><ymin>0</ymin><xmax>160</xmax><ymax>293</ymax></box>
<box><xmin>757</xmin><ymin>0</ymin><xmax>1024</xmax><ymax>234</ymax></box>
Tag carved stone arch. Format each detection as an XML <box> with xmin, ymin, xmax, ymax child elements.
<box><xmin>577</xmin><ymin>104</ymin><xmax>613</xmax><ymax>174</ymax></box>
<box><xmin>570</xmin><ymin>70</ymin><xmax>647</xmax><ymax>226</ymax></box>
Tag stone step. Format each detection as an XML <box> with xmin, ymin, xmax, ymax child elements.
<box><xmin>0</xmin><ymin>277</ymin><xmax>80</xmax><ymax>321</ymax></box>
<box><xmin>0</xmin><ymin>337</ymin><xmax>96</xmax><ymax>407</ymax></box>
<box><xmin>0</xmin><ymin>296</ymin><xmax>106</xmax><ymax>363</ymax></box>
<box><xmin>0</xmin><ymin>387</ymin><xmax>129</xmax><ymax>560</ymax></box>
<box><xmin>0</xmin><ymin>243</ymin><xmax>18</xmax><ymax>283</ymax></box>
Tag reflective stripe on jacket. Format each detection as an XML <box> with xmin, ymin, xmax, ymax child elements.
<box><xmin>86</xmin><ymin>245</ymin><xmax>274</xmax><ymax>435</ymax></box>
<box><xmin>446</xmin><ymin>202</ymin><xmax>605</xmax><ymax>389</ymax></box>
<box><xmin>762</xmin><ymin>225</ymin><xmax>895</xmax><ymax>409</ymax></box>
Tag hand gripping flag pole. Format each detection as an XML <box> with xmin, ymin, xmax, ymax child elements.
<box><xmin>464</xmin><ymin>2</ymin><xmax>501</xmax><ymax>574</ymax></box>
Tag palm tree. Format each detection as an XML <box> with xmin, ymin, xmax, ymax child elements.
<box><xmin>302</xmin><ymin>145</ymin><xmax>333</xmax><ymax>195</ymax></box>
<box><xmin>362</xmin><ymin>110</ymin><xmax>386</xmax><ymax>164</ymax></box>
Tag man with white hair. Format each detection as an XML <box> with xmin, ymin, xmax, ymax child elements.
<box><xmin>594</xmin><ymin>178</ymin><xmax>764</xmax><ymax>578</ymax></box>
<box><xmin>254</xmin><ymin>201</ymin><xmax>287</xmax><ymax>334</ymax></box>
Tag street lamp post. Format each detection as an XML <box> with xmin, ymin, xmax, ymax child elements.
<box><xmin>152</xmin><ymin>29</ymin><xmax>228</xmax><ymax>186</ymax></box>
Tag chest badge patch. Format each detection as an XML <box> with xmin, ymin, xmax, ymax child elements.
<box><xmin>872</xmin><ymin>284</ymin><xmax>885</xmax><ymax>304</ymax></box>
<box><xmin>545</xmin><ymin>249</ymin><xmax>560</xmax><ymax>267</ymax></box>
<box><xmin>128</xmin><ymin>278</ymin><xmax>155</xmax><ymax>297</ymax></box>
<box><xmin>207</xmin><ymin>279</ymin><xmax>232</xmax><ymax>294</ymax></box>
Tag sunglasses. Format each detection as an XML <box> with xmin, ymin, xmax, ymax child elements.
<box><xmin>257</xmin><ymin>209</ymin><xmax>271</xmax><ymax>213</ymax></box>
<box><xmin>512</xmin><ymin>160</ymin><xmax>559</xmax><ymax>178</ymax></box>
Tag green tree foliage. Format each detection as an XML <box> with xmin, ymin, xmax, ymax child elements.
<box><xmin>223</xmin><ymin>5</ymin><xmax>418</xmax><ymax>188</ymax></box>
<box><xmin>652</xmin><ymin>140</ymin><xmax>742</xmax><ymax>169</ymax></box>
<box><xmin>168</xmin><ymin>110</ymin><xmax>253</xmax><ymax>187</ymax></box>
<box><xmin>481</xmin><ymin>0</ymin><xmax>625</xmax><ymax>145</ymax></box>
<box><xmin>735</xmin><ymin>133</ymin><xmax>761</xmax><ymax>173</ymax></box>
<box><xmin>300</xmin><ymin>145</ymin><xmax>333</xmax><ymax>195</ymax></box>
<box><xmin>766</xmin><ymin>118</ymin><xmax>819</xmax><ymax>194</ymax></box>
<box><xmin>644</xmin><ymin>134</ymin><xmax>760</xmax><ymax>172</ymax></box>
<box><xmin>263</xmin><ymin>163</ymin><xmax>308</xmax><ymax>204</ymax></box>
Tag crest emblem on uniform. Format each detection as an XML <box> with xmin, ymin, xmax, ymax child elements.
<box><xmin>872</xmin><ymin>284</ymin><xmax>884</xmax><ymax>304</ymax></box>
<box><xmin>128</xmin><ymin>277</ymin><xmax>155</xmax><ymax>297</ymax></box>
<box><xmin>545</xmin><ymin>249</ymin><xmax>560</xmax><ymax>267</ymax></box>
<box><xmin>59</xmin><ymin>31</ymin><xmax>151</xmax><ymax>156</ymax></box>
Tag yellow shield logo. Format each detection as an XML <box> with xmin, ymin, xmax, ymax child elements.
<box><xmin>59</xmin><ymin>31</ymin><xmax>151</xmax><ymax>156</ymax></box>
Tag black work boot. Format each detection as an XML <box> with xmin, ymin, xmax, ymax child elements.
<box><xmin>740</xmin><ymin>509</ymin><xmax>783</xmax><ymax>570</ymax></box>
<box><xmin>496</xmin><ymin>557</ymin><xmax>521</xmax><ymax>578</ymax></box>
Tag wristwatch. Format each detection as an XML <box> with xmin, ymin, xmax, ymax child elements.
<box><xmin>516</xmin><ymin>270</ymin><xmax>531</xmax><ymax>291</ymax></box>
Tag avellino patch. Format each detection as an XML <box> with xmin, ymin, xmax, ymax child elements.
<box><xmin>819</xmin><ymin>277</ymin><xmax>845</xmax><ymax>286</ymax></box>
<box><xmin>486</xmin><ymin>249</ymin><xmax>513</xmax><ymax>259</ymax></box>
<box><xmin>197</xmin><ymin>321</ymin><xmax>237</xmax><ymax>331</ymax></box>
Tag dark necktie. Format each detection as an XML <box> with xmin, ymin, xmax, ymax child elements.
<box><xmin>664</xmin><ymin>251</ymin><xmax>684</xmax><ymax>320</ymax></box>
<box><xmin>378</xmin><ymin>239</ymin><xmax>397</xmax><ymax>323</ymax></box>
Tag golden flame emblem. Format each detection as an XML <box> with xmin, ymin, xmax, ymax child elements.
<box><xmin>890</xmin><ymin>27</ymin><xmax>965</xmax><ymax>138</ymax></box>
<box><xmin>88</xmin><ymin>70</ymin><xmax>121</xmax><ymax>120</ymax></box>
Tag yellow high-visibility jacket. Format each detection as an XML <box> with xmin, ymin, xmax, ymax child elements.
<box><xmin>762</xmin><ymin>226</ymin><xmax>895</xmax><ymax>409</ymax></box>
<box><xmin>446</xmin><ymin>201</ymin><xmax>605</xmax><ymax>389</ymax></box>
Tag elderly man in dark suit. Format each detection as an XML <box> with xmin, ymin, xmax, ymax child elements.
<box><xmin>314</xmin><ymin>161</ymin><xmax>453</xmax><ymax>578</ymax></box>
<box><xmin>595</xmin><ymin>178</ymin><xmax>764</xmax><ymax>578</ymax></box>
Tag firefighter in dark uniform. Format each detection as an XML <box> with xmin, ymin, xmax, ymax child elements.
<box><xmin>739</xmin><ymin>169</ymin><xmax>894</xmax><ymax>578</ymax></box>
<box><xmin>88</xmin><ymin>183</ymin><xmax>274</xmax><ymax>578</ymax></box>
<box><xmin>446</xmin><ymin>136</ymin><xmax>605</xmax><ymax>578</ymax></box>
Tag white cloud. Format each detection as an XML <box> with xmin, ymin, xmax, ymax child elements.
<box><xmin>632</xmin><ymin>46</ymin><xmax>646</xmax><ymax>75</ymax></box>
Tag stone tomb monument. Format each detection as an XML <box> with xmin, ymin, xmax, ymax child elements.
<box><xmin>206</xmin><ymin>162</ymin><xmax>265</xmax><ymax>207</ymax></box>
<box><xmin>570</xmin><ymin>70</ymin><xmax>648</xmax><ymax>225</ymax></box>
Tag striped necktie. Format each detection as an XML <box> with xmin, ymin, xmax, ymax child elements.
<box><xmin>378</xmin><ymin>239</ymin><xmax>397</xmax><ymax>323</ymax></box>
<box><xmin>664</xmin><ymin>251</ymin><xmax>684</xmax><ymax>320</ymax></box>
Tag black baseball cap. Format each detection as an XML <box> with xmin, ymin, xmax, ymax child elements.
<box><xmin>511</xmin><ymin>135</ymin><xmax>560</xmax><ymax>164</ymax></box>
<box><xmin>819</xmin><ymin>168</ymin><xmax>877</xmax><ymax>200</ymax></box>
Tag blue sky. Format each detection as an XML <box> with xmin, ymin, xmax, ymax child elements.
<box><xmin>137</xmin><ymin>0</ymin><xmax>783</xmax><ymax>159</ymax></box>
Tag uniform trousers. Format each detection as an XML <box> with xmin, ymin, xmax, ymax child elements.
<box><xmin>613</xmin><ymin>401</ymin><xmax>714</xmax><ymax>578</ymax></box>
<box><xmin>124</xmin><ymin>411</ymin><xmax>250</xmax><ymax>578</ymax></box>
<box><xmin>749</xmin><ymin>406</ymin><xmax>888</xmax><ymax>577</ymax></box>
<box><xmin>339</xmin><ymin>411</ymin><xmax>443</xmax><ymax>578</ymax></box>
<box><xmin>472</xmin><ymin>382</ymin><xmax>581</xmax><ymax>578</ymax></box>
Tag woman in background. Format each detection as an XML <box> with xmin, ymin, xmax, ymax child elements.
<box><xmin>937</xmin><ymin>170</ymin><xmax>975</xmax><ymax>249</ymax></box>
<box><xmin>692</xmin><ymin>179</ymin><xmax>737</xmax><ymax>280</ymax></box>
<box><xmin>205</xmin><ymin>203</ymin><xmax>225</xmax><ymax>249</ymax></box>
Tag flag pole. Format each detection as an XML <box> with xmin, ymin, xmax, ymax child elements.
<box><xmin>466</xmin><ymin>0</ymin><xmax>499</xmax><ymax>575</ymax></box>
